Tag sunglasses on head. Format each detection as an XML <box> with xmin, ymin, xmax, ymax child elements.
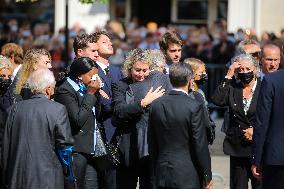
<box><xmin>250</xmin><ymin>52</ymin><xmax>260</xmax><ymax>59</ymax></box>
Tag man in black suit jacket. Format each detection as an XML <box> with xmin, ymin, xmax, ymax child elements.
<box><xmin>252</xmin><ymin>69</ymin><xmax>284</xmax><ymax>189</ymax></box>
<box><xmin>149</xmin><ymin>63</ymin><xmax>212</xmax><ymax>189</ymax></box>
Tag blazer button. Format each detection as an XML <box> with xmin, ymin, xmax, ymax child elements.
<box><xmin>234</xmin><ymin>104</ymin><xmax>237</xmax><ymax>106</ymax></box>
<box><xmin>234</xmin><ymin>114</ymin><xmax>236</xmax><ymax>117</ymax></box>
<box><xmin>238</xmin><ymin>125</ymin><xmax>241</xmax><ymax>127</ymax></box>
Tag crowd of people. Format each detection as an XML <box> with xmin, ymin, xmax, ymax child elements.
<box><xmin>0</xmin><ymin>18</ymin><xmax>284</xmax><ymax>189</ymax></box>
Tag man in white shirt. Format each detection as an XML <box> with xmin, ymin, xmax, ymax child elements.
<box><xmin>159</xmin><ymin>31</ymin><xmax>183</xmax><ymax>74</ymax></box>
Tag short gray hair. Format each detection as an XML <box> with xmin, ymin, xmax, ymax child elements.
<box><xmin>150</xmin><ymin>49</ymin><xmax>165</xmax><ymax>70</ymax></box>
<box><xmin>0</xmin><ymin>55</ymin><xmax>12</xmax><ymax>70</ymax></box>
<box><xmin>169</xmin><ymin>63</ymin><xmax>193</xmax><ymax>87</ymax></box>
<box><xmin>27</xmin><ymin>68</ymin><xmax>56</xmax><ymax>94</ymax></box>
<box><xmin>232</xmin><ymin>53</ymin><xmax>260</xmax><ymax>77</ymax></box>
<box><xmin>236</xmin><ymin>39</ymin><xmax>260</xmax><ymax>54</ymax></box>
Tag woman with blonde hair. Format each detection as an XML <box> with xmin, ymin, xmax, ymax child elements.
<box><xmin>112</xmin><ymin>48</ymin><xmax>165</xmax><ymax>189</ymax></box>
<box><xmin>184</xmin><ymin>58</ymin><xmax>208</xmax><ymax>99</ymax></box>
<box><xmin>16</xmin><ymin>48</ymin><xmax>52</xmax><ymax>99</ymax></box>
<box><xmin>184</xmin><ymin>58</ymin><xmax>215</xmax><ymax>145</ymax></box>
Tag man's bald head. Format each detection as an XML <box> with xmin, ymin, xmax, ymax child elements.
<box><xmin>261</xmin><ymin>44</ymin><xmax>281</xmax><ymax>74</ymax></box>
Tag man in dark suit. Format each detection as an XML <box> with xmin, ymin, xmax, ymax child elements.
<box><xmin>91</xmin><ymin>31</ymin><xmax>122</xmax><ymax>141</ymax></box>
<box><xmin>252</xmin><ymin>69</ymin><xmax>284</xmax><ymax>189</ymax></box>
<box><xmin>90</xmin><ymin>31</ymin><xmax>122</xmax><ymax>189</ymax></box>
<box><xmin>149</xmin><ymin>63</ymin><xmax>212</xmax><ymax>189</ymax></box>
<box><xmin>2</xmin><ymin>68</ymin><xmax>73</xmax><ymax>189</ymax></box>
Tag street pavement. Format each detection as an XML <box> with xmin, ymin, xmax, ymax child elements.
<box><xmin>209</xmin><ymin>118</ymin><xmax>230</xmax><ymax>189</ymax></box>
<box><xmin>210</xmin><ymin>118</ymin><xmax>252</xmax><ymax>189</ymax></box>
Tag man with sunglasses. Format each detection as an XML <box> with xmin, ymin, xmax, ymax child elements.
<box><xmin>226</xmin><ymin>39</ymin><xmax>261</xmax><ymax>69</ymax></box>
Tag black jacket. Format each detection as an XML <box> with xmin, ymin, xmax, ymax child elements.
<box><xmin>54</xmin><ymin>79</ymin><xmax>99</xmax><ymax>154</ymax></box>
<box><xmin>111</xmin><ymin>78</ymin><xmax>145</xmax><ymax>167</ymax></box>
<box><xmin>212</xmin><ymin>78</ymin><xmax>261</xmax><ymax>157</ymax></box>
<box><xmin>149</xmin><ymin>90</ymin><xmax>212</xmax><ymax>189</ymax></box>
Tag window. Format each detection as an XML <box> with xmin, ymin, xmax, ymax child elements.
<box><xmin>217</xmin><ymin>0</ymin><xmax>228</xmax><ymax>19</ymax></box>
<box><xmin>172</xmin><ymin>0</ymin><xmax>208</xmax><ymax>24</ymax></box>
<box><xmin>115</xmin><ymin>0</ymin><xmax>126</xmax><ymax>19</ymax></box>
<box><xmin>177</xmin><ymin>0</ymin><xmax>208</xmax><ymax>20</ymax></box>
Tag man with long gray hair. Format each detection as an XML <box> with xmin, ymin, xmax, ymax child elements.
<box><xmin>2</xmin><ymin>69</ymin><xmax>73</xmax><ymax>189</ymax></box>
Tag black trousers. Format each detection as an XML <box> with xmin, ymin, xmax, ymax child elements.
<box><xmin>117</xmin><ymin>156</ymin><xmax>151</xmax><ymax>189</ymax></box>
<box><xmin>72</xmin><ymin>152</ymin><xmax>102</xmax><ymax>189</ymax></box>
<box><xmin>103</xmin><ymin>169</ymin><xmax>116</xmax><ymax>189</ymax></box>
<box><xmin>263</xmin><ymin>165</ymin><xmax>284</xmax><ymax>189</ymax></box>
<box><xmin>230</xmin><ymin>156</ymin><xmax>262</xmax><ymax>189</ymax></box>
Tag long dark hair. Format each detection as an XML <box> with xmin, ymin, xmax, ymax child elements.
<box><xmin>68</xmin><ymin>57</ymin><xmax>98</xmax><ymax>79</ymax></box>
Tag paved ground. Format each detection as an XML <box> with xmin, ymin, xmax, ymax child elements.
<box><xmin>210</xmin><ymin>118</ymin><xmax>252</xmax><ymax>189</ymax></box>
<box><xmin>210</xmin><ymin>118</ymin><xmax>230</xmax><ymax>189</ymax></box>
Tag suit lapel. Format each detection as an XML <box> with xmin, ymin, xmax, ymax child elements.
<box><xmin>65</xmin><ymin>80</ymin><xmax>83</xmax><ymax>104</ymax></box>
<box><xmin>246</xmin><ymin>79</ymin><xmax>261</xmax><ymax>118</ymax></box>
<box><xmin>233</xmin><ymin>86</ymin><xmax>246</xmax><ymax>117</ymax></box>
<box><xmin>98</xmin><ymin>67</ymin><xmax>111</xmax><ymax>93</ymax></box>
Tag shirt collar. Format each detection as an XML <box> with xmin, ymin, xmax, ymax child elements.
<box><xmin>172</xmin><ymin>88</ymin><xmax>188</xmax><ymax>95</ymax></box>
<box><xmin>97</xmin><ymin>61</ymin><xmax>109</xmax><ymax>74</ymax></box>
<box><xmin>12</xmin><ymin>64</ymin><xmax>22</xmax><ymax>81</ymax></box>
<box><xmin>67</xmin><ymin>77</ymin><xmax>80</xmax><ymax>92</ymax></box>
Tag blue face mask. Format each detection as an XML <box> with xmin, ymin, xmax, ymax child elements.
<box><xmin>78</xmin><ymin>82</ymin><xmax>87</xmax><ymax>95</ymax></box>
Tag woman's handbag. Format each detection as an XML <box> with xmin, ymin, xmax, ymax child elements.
<box><xmin>93</xmin><ymin>126</ymin><xmax>120</xmax><ymax>170</ymax></box>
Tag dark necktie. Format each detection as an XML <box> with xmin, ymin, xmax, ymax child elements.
<box><xmin>104</xmin><ymin>67</ymin><xmax>110</xmax><ymax>78</ymax></box>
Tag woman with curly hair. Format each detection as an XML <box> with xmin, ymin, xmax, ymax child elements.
<box><xmin>112</xmin><ymin>48</ymin><xmax>165</xmax><ymax>189</ymax></box>
<box><xmin>15</xmin><ymin>48</ymin><xmax>52</xmax><ymax>99</ymax></box>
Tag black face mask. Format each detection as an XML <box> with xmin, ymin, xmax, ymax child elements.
<box><xmin>0</xmin><ymin>77</ymin><xmax>12</xmax><ymax>94</ymax></box>
<box><xmin>237</xmin><ymin>71</ymin><xmax>254</xmax><ymax>85</ymax></box>
<box><xmin>195</xmin><ymin>73</ymin><xmax>208</xmax><ymax>86</ymax></box>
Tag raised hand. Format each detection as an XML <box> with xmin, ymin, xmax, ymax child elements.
<box><xmin>141</xmin><ymin>86</ymin><xmax>165</xmax><ymax>108</ymax></box>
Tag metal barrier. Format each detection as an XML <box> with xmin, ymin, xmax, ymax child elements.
<box><xmin>203</xmin><ymin>63</ymin><xmax>226</xmax><ymax>101</ymax></box>
<box><xmin>202</xmin><ymin>63</ymin><xmax>227</xmax><ymax>111</ymax></box>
